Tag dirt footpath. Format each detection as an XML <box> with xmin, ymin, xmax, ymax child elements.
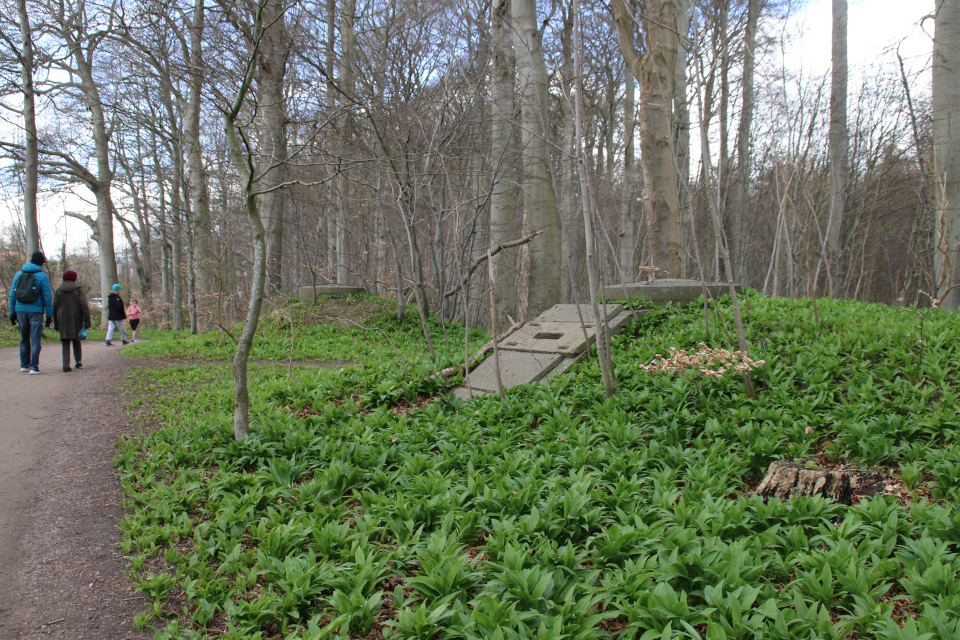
<box><xmin>0</xmin><ymin>340</ymin><xmax>151</xmax><ymax>639</ymax></box>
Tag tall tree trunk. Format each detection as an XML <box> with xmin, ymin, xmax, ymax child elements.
<box><xmin>224</xmin><ymin>9</ymin><xmax>270</xmax><ymax>441</ymax></box>
<box><xmin>171</xmin><ymin>213</ymin><xmax>184</xmax><ymax>331</ymax></box>
<box><xmin>934</xmin><ymin>0</ymin><xmax>960</xmax><ymax>310</ymax></box>
<box><xmin>675</xmin><ymin>0</ymin><xmax>691</xmax><ymax>278</ymax></box>
<box><xmin>734</xmin><ymin>0</ymin><xmax>759</xmax><ymax>281</ymax></box>
<box><xmin>490</xmin><ymin>0</ymin><xmax>518</xmax><ymax>325</ymax></box>
<box><xmin>619</xmin><ymin>64</ymin><xmax>636</xmax><ymax>280</ymax></box>
<box><xmin>326</xmin><ymin>0</ymin><xmax>337</xmax><ymax>282</ymax></box>
<box><xmin>260</xmin><ymin>0</ymin><xmax>290</xmax><ymax>294</ymax></box>
<box><xmin>338</xmin><ymin>0</ymin><xmax>356</xmax><ymax>285</ymax></box>
<box><xmin>185</xmin><ymin>0</ymin><xmax>211</xmax><ymax>324</ymax></box>
<box><xmin>512</xmin><ymin>0</ymin><xmax>562</xmax><ymax>317</ymax></box>
<box><xmin>17</xmin><ymin>0</ymin><xmax>39</xmax><ymax>256</ymax></box>
<box><xmin>826</xmin><ymin>0</ymin><xmax>848</xmax><ymax>292</ymax></box>
<box><xmin>159</xmin><ymin>198</ymin><xmax>171</xmax><ymax>327</ymax></box>
<box><xmin>558</xmin><ymin>4</ymin><xmax>581</xmax><ymax>301</ymax></box>
<box><xmin>718</xmin><ymin>0</ymin><xmax>732</xmax><ymax>279</ymax></box>
<box><xmin>612</xmin><ymin>0</ymin><xmax>682</xmax><ymax>279</ymax></box>
<box><xmin>76</xmin><ymin>63</ymin><xmax>119</xmax><ymax>324</ymax></box>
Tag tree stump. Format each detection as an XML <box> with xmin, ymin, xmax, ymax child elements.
<box><xmin>753</xmin><ymin>459</ymin><xmax>859</xmax><ymax>505</ymax></box>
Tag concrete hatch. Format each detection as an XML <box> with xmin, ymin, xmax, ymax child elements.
<box><xmin>500</xmin><ymin>321</ymin><xmax>595</xmax><ymax>355</ymax></box>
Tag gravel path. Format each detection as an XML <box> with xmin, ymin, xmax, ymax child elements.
<box><xmin>0</xmin><ymin>340</ymin><xmax>152</xmax><ymax>639</ymax></box>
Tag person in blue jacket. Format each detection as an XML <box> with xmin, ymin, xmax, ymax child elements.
<box><xmin>9</xmin><ymin>252</ymin><xmax>54</xmax><ymax>374</ymax></box>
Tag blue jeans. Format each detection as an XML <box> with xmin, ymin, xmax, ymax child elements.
<box><xmin>17</xmin><ymin>312</ymin><xmax>43</xmax><ymax>371</ymax></box>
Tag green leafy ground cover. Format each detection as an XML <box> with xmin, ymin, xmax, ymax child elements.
<box><xmin>0</xmin><ymin>324</ymin><xmax>160</xmax><ymax>348</ymax></box>
<box><xmin>125</xmin><ymin>295</ymin><xmax>483</xmax><ymax>365</ymax></box>
<box><xmin>117</xmin><ymin>294</ymin><xmax>960</xmax><ymax>639</ymax></box>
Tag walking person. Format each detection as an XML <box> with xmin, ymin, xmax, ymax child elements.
<box><xmin>127</xmin><ymin>299</ymin><xmax>142</xmax><ymax>342</ymax></box>
<box><xmin>105</xmin><ymin>283</ymin><xmax>129</xmax><ymax>346</ymax></box>
<box><xmin>53</xmin><ymin>270</ymin><xmax>91</xmax><ymax>372</ymax></box>
<box><xmin>8</xmin><ymin>252</ymin><xmax>53</xmax><ymax>374</ymax></box>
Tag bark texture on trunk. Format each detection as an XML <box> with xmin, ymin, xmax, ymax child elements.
<box><xmin>675</xmin><ymin>0</ymin><xmax>691</xmax><ymax>278</ymax></box>
<box><xmin>259</xmin><ymin>0</ymin><xmax>290</xmax><ymax>294</ymax></box>
<box><xmin>17</xmin><ymin>0</ymin><xmax>39</xmax><ymax>256</ymax></box>
<box><xmin>733</xmin><ymin>0</ymin><xmax>759</xmax><ymax>281</ymax></box>
<box><xmin>612</xmin><ymin>0</ymin><xmax>682</xmax><ymax>279</ymax></box>
<box><xmin>185</xmin><ymin>0</ymin><xmax>211</xmax><ymax>320</ymax></box>
<box><xmin>934</xmin><ymin>0</ymin><xmax>960</xmax><ymax>310</ymax></box>
<box><xmin>336</xmin><ymin>0</ymin><xmax>356</xmax><ymax>285</ymax></box>
<box><xmin>827</xmin><ymin>0</ymin><xmax>848</xmax><ymax>282</ymax></box>
<box><xmin>490</xmin><ymin>0</ymin><xmax>518</xmax><ymax>325</ymax></box>
<box><xmin>754</xmin><ymin>459</ymin><xmax>858</xmax><ymax>505</ymax></box>
<box><xmin>619</xmin><ymin>66</ymin><xmax>636</xmax><ymax>281</ymax></box>
<box><xmin>512</xmin><ymin>0</ymin><xmax>561</xmax><ymax>318</ymax></box>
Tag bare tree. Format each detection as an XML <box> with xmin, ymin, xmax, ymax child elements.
<box><xmin>31</xmin><ymin>0</ymin><xmax>121</xmax><ymax>322</ymax></box>
<box><xmin>0</xmin><ymin>0</ymin><xmax>40</xmax><ymax>255</ymax></box>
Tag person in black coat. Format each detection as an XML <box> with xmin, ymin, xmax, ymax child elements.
<box><xmin>105</xmin><ymin>283</ymin><xmax>128</xmax><ymax>346</ymax></box>
<box><xmin>53</xmin><ymin>270</ymin><xmax>92</xmax><ymax>371</ymax></box>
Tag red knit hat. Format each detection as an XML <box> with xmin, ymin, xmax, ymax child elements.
<box><xmin>62</xmin><ymin>270</ymin><xmax>78</xmax><ymax>281</ymax></box>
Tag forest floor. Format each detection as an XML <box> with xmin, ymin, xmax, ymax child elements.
<box><xmin>0</xmin><ymin>340</ymin><xmax>152</xmax><ymax>640</ymax></box>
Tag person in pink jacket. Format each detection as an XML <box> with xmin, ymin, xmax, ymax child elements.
<box><xmin>126</xmin><ymin>299</ymin><xmax>142</xmax><ymax>342</ymax></box>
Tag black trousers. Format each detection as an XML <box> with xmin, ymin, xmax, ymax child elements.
<box><xmin>61</xmin><ymin>339</ymin><xmax>82</xmax><ymax>368</ymax></box>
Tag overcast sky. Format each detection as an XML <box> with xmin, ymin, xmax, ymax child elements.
<box><xmin>787</xmin><ymin>0</ymin><xmax>932</xmax><ymax>81</ymax></box>
<box><xmin>1</xmin><ymin>0</ymin><xmax>938</xmax><ymax>260</ymax></box>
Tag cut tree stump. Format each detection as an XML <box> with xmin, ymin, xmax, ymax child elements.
<box><xmin>753</xmin><ymin>459</ymin><xmax>860</xmax><ymax>505</ymax></box>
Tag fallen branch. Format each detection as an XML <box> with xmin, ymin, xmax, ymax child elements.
<box><xmin>443</xmin><ymin>231</ymin><xmax>543</xmax><ymax>298</ymax></box>
<box><xmin>218</xmin><ymin>323</ymin><xmax>239</xmax><ymax>344</ymax></box>
<box><xmin>434</xmin><ymin>320</ymin><xmax>525</xmax><ymax>378</ymax></box>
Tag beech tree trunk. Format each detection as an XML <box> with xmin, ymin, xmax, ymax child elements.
<box><xmin>826</xmin><ymin>0</ymin><xmax>848</xmax><ymax>290</ymax></box>
<box><xmin>336</xmin><ymin>0</ymin><xmax>356</xmax><ymax>285</ymax></box>
<box><xmin>733</xmin><ymin>0</ymin><xmax>759</xmax><ymax>281</ymax></box>
<box><xmin>258</xmin><ymin>0</ymin><xmax>290</xmax><ymax>294</ymax></box>
<box><xmin>512</xmin><ymin>0</ymin><xmax>562</xmax><ymax>318</ymax></box>
<box><xmin>619</xmin><ymin>65</ymin><xmax>636</xmax><ymax>280</ymax></box>
<box><xmin>184</xmin><ymin>0</ymin><xmax>211</xmax><ymax>323</ymax></box>
<box><xmin>490</xmin><ymin>0</ymin><xmax>518</xmax><ymax>326</ymax></box>
<box><xmin>675</xmin><ymin>0</ymin><xmax>691</xmax><ymax>278</ymax></box>
<box><xmin>16</xmin><ymin>0</ymin><xmax>39</xmax><ymax>256</ymax></box>
<box><xmin>612</xmin><ymin>0</ymin><xmax>682</xmax><ymax>279</ymax></box>
<box><xmin>934</xmin><ymin>0</ymin><xmax>960</xmax><ymax>310</ymax></box>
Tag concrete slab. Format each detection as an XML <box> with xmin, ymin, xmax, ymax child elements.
<box><xmin>500</xmin><ymin>321</ymin><xmax>595</xmax><ymax>355</ymax></box>
<box><xmin>535</xmin><ymin>303</ymin><xmax>623</xmax><ymax>324</ymax></box>
<box><xmin>602</xmin><ymin>279</ymin><xmax>741</xmax><ymax>305</ymax></box>
<box><xmin>606</xmin><ymin>309</ymin><xmax>645</xmax><ymax>336</ymax></box>
<box><xmin>541</xmin><ymin>352</ymin><xmax>588</xmax><ymax>382</ymax></box>
<box><xmin>465</xmin><ymin>350</ymin><xmax>565</xmax><ymax>390</ymax></box>
<box><xmin>298</xmin><ymin>285</ymin><xmax>367</xmax><ymax>298</ymax></box>
<box><xmin>450</xmin><ymin>386</ymin><xmax>490</xmax><ymax>400</ymax></box>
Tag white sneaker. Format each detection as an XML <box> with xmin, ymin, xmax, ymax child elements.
<box><xmin>29</xmin><ymin>369</ymin><xmax>40</xmax><ymax>375</ymax></box>
<box><xmin>20</xmin><ymin>367</ymin><xmax>28</xmax><ymax>372</ymax></box>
